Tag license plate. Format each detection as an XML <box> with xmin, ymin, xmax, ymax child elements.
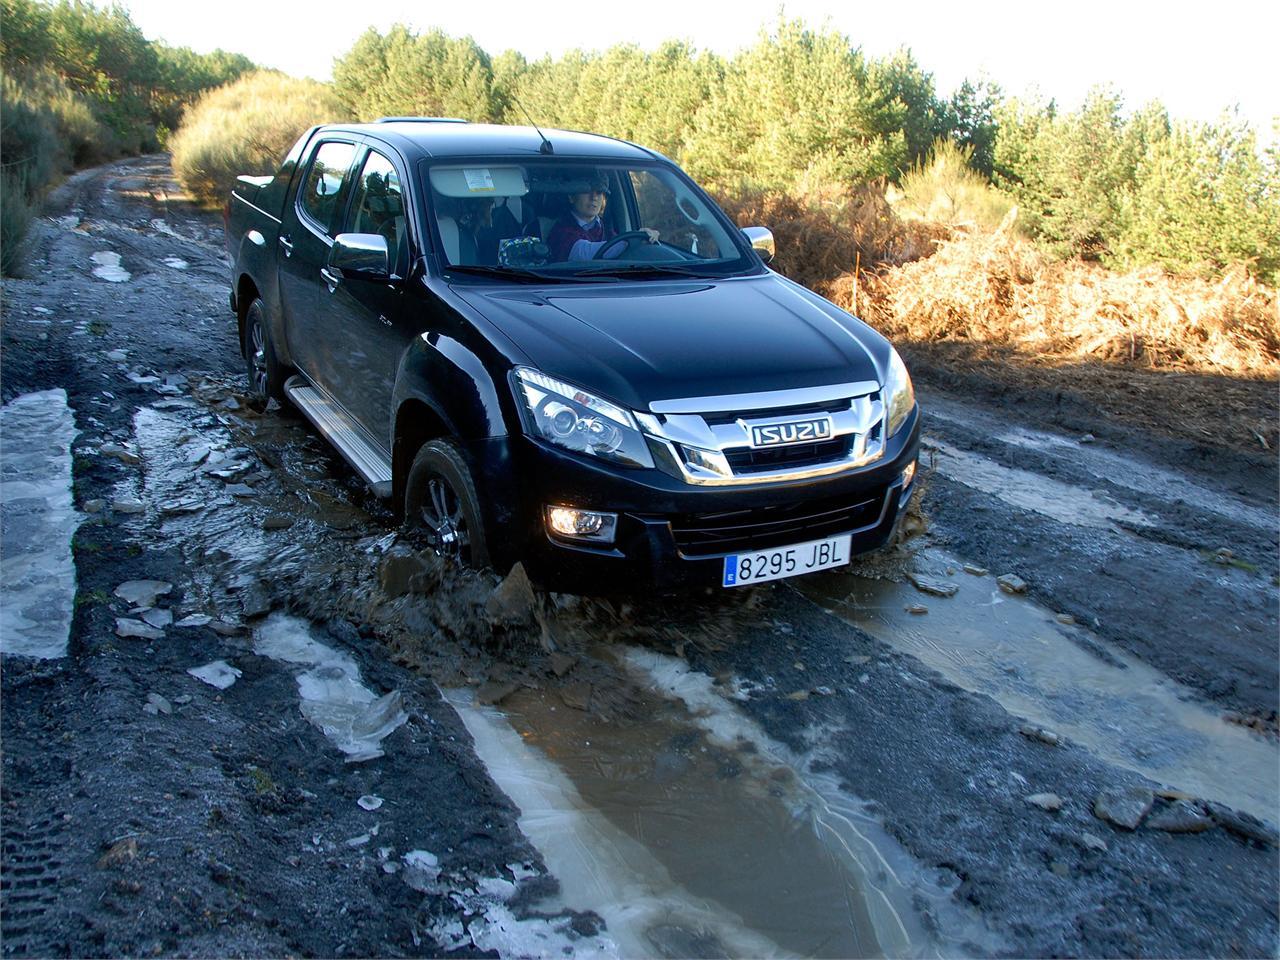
<box><xmin>723</xmin><ymin>534</ymin><xmax>851</xmax><ymax>587</ymax></box>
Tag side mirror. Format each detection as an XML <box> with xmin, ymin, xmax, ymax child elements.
<box><xmin>328</xmin><ymin>233</ymin><xmax>390</xmax><ymax>280</ymax></box>
<box><xmin>741</xmin><ymin>226</ymin><xmax>775</xmax><ymax>264</ymax></box>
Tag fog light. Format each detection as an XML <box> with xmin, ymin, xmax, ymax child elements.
<box><xmin>546</xmin><ymin>505</ymin><xmax>618</xmax><ymax>543</ymax></box>
<box><xmin>901</xmin><ymin>459</ymin><xmax>917</xmax><ymax>488</ymax></box>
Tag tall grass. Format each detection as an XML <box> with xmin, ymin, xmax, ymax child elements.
<box><xmin>891</xmin><ymin>139</ymin><xmax>1015</xmax><ymax>231</ymax></box>
<box><xmin>0</xmin><ymin>68</ymin><xmax>110</xmax><ymax>274</ymax></box>
<box><xmin>1</xmin><ymin>168</ymin><xmax>40</xmax><ymax>276</ymax></box>
<box><xmin>169</xmin><ymin>71</ymin><xmax>351</xmax><ymax>206</ymax></box>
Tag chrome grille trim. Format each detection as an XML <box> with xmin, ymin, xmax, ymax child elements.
<box><xmin>648</xmin><ymin>380</ymin><xmax>879</xmax><ymax>415</ymax></box>
<box><xmin>639</xmin><ymin>384</ymin><xmax>886</xmax><ymax>486</ymax></box>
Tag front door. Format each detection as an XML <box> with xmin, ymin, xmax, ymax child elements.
<box><xmin>277</xmin><ymin>138</ymin><xmax>359</xmax><ymax>387</ymax></box>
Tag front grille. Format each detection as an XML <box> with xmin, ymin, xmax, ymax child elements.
<box><xmin>667</xmin><ymin>489</ymin><xmax>886</xmax><ymax>557</ymax></box>
<box><xmin>724</xmin><ymin>437</ymin><xmax>850</xmax><ymax>473</ymax></box>
<box><xmin>702</xmin><ymin>396</ymin><xmax>855</xmax><ymax>427</ymax></box>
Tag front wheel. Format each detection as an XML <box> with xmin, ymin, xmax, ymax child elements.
<box><xmin>243</xmin><ymin>298</ymin><xmax>286</xmax><ymax>407</ymax></box>
<box><xmin>404</xmin><ymin>440</ymin><xmax>490</xmax><ymax>569</ymax></box>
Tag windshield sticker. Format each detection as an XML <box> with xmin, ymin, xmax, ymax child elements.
<box><xmin>463</xmin><ymin>168</ymin><xmax>495</xmax><ymax>192</ymax></box>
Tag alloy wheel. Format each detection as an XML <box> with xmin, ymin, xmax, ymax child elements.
<box><xmin>418</xmin><ymin>475</ymin><xmax>471</xmax><ymax>563</ymax></box>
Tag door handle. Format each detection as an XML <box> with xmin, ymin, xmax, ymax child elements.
<box><xmin>278</xmin><ymin>235</ymin><xmax>294</xmax><ymax>257</ymax></box>
<box><xmin>320</xmin><ymin>266</ymin><xmax>340</xmax><ymax>293</ymax></box>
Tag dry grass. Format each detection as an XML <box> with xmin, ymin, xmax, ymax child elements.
<box><xmin>715</xmin><ymin>181</ymin><xmax>947</xmax><ymax>289</ymax></box>
<box><xmin>827</xmin><ymin>218</ymin><xmax>1280</xmax><ymax>377</ymax></box>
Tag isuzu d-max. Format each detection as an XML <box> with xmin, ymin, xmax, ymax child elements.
<box><xmin>225</xmin><ymin>119</ymin><xmax>920</xmax><ymax>593</ymax></box>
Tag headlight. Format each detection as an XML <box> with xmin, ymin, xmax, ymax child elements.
<box><xmin>514</xmin><ymin>367</ymin><xmax>654</xmax><ymax>469</ymax></box>
<box><xmin>884</xmin><ymin>347</ymin><xmax>915</xmax><ymax>437</ymax></box>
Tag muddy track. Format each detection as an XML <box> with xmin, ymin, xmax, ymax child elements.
<box><xmin>1</xmin><ymin>156</ymin><xmax>1276</xmax><ymax>958</ymax></box>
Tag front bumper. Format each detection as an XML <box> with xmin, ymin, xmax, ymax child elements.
<box><xmin>468</xmin><ymin>407</ymin><xmax>921</xmax><ymax>595</ymax></box>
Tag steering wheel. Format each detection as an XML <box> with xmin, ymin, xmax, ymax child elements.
<box><xmin>592</xmin><ymin>230</ymin><xmax>656</xmax><ymax>260</ymax></box>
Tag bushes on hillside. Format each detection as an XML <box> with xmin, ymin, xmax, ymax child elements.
<box><xmin>0</xmin><ymin>0</ymin><xmax>255</xmax><ymax>274</ymax></box>
<box><xmin>169</xmin><ymin>71</ymin><xmax>351</xmax><ymax>205</ymax></box>
<box><xmin>2</xmin><ymin>0</ymin><xmax>160</xmax><ymax>152</ymax></box>
<box><xmin>993</xmin><ymin>91</ymin><xmax>1280</xmax><ymax>282</ymax></box>
<box><xmin>322</xmin><ymin>21</ymin><xmax>1277</xmax><ymax>285</ymax></box>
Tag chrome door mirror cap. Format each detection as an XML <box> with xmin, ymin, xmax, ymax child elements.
<box><xmin>328</xmin><ymin>233</ymin><xmax>391</xmax><ymax>280</ymax></box>
<box><xmin>741</xmin><ymin>226</ymin><xmax>775</xmax><ymax>264</ymax></box>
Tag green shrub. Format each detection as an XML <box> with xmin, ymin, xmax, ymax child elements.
<box><xmin>1</xmin><ymin>166</ymin><xmax>39</xmax><ymax>276</ymax></box>
<box><xmin>333</xmin><ymin>25</ymin><xmax>500</xmax><ymax>123</ymax></box>
<box><xmin>5</xmin><ymin>65</ymin><xmax>114</xmax><ymax>167</ymax></box>
<box><xmin>1</xmin><ymin>66</ymin><xmax>120</xmax><ymax>275</ymax></box>
<box><xmin>893</xmin><ymin>138</ymin><xmax>1015</xmax><ymax>231</ymax></box>
<box><xmin>1114</xmin><ymin>115</ymin><xmax>1280</xmax><ymax>283</ymax></box>
<box><xmin>680</xmin><ymin>20</ymin><xmax>925</xmax><ymax>191</ymax></box>
<box><xmin>169</xmin><ymin>71</ymin><xmax>351</xmax><ymax>206</ymax></box>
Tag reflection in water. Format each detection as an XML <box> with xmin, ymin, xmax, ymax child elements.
<box><xmin>798</xmin><ymin>548</ymin><xmax>1279</xmax><ymax>821</ymax></box>
<box><xmin>450</xmin><ymin>666</ymin><xmax>995</xmax><ymax>959</ymax></box>
<box><xmin>255</xmin><ymin>614</ymin><xmax>407</xmax><ymax>761</ymax></box>
<box><xmin>925</xmin><ymin>440</ymin><xmax>1154</xmax><ymax>530</ymax></box>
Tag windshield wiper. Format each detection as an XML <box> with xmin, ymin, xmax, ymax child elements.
<box><xmin>572</xmin><ymin>263</ymin><xmax>713</xmax><ymax>279</ymax></box>
<box><xmin>445</xmin><ymin>264</ymin><xmax>616</xmax><ymax>283</ymax></box>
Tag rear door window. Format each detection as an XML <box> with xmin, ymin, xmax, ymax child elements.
<box><xmin>299</xmin><ymin>140</ymin><xmax>358</xmax><ymax>234</ymax></box>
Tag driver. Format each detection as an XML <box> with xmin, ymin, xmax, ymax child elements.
<box><xmin>546</xmin><ymin>173</ymin><xmax>659</xmax><ymax>261</ymax></box>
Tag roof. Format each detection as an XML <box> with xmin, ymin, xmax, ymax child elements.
<box><xmin>321</xmin><ymin>121</ymin><xmax>659</xmax><ymax>162</ymax></box>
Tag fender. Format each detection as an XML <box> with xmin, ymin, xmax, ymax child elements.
<box><xmin>390</xmin><ymin>331</ymin><xmax>520</xmax><ymax>513</ymax></box>
<box><xmin>229</xmin><ymin>200</ymin><xmax>297</xmax><ymax>368</ymax></box>
<box><xmin>393</xmin><ymin>332</ymin><xmax>510</xmax><ymax>443</ymax></box>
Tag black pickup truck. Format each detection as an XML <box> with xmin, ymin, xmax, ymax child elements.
<box><xmin>225</xmin><ymin>119</ymin><xmax>920</xmax><ymax>593</ymax></box>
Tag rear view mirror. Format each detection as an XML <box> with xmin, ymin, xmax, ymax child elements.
<box><xmin>328</xmin><ymin>233</ymin><xmax>390</xmax><ymax>280</ymax></box>
<box><xmin>741</xmin><ymin>226</ymin><xmax>775</xmax><ymax>264</ymax></box>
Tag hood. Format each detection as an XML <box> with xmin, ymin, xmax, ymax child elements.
<box><xmin>453</xmin><ymin>275</ymin><xmax>890</xmax><ymax>411</ymax></box>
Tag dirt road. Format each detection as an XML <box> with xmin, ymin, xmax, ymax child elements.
<box><xmin>2</xmin><ymin>156</ymin><xmax>1276</xmax><ymax>958</ymax></box>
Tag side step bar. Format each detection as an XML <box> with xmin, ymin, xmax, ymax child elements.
<box><xmin>284</xmin><ymin>376</ymin><xmax>393</xmax><ymax>498</ymax></box>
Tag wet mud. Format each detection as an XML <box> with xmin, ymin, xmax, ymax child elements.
<box><xmin>800</xmin><ymin>548</ymin><xmax>1278</xmax><ymax>821</ymax></box>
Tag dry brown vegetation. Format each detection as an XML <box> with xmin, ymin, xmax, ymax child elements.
<box><xmin>838</xmin><ymin>221</ymin><xmax>1280</xmax><ymax>375</ymax></box>
<box><xmin>716</xmin><ymin>182</ymin><xmax>948</xmax><ymax>284</ymax></box>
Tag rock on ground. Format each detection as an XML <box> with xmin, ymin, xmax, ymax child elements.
<box><xmin>1093</xmin><ymin>786</ymin><xmax>1155</xmax><ymax>830</ymax></box>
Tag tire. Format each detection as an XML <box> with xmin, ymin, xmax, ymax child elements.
<box><xmin>243</xmin><ymin>298</ymin><xmax>286</xmax><ymax>407</ymax></box>
<box><xmin>404</xmin><ymin>440</ymin><xmax>490</xmax><ymax>569</ymax></box>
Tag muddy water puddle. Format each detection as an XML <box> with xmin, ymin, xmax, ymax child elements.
<box><xmin>798</xmin><ymin>549</ymin><xmax>1279</xmax><ymax>820</ymax></box>
<box><xmin>925</xmin><ymin>401</ymin><xmax>1277</xmax><ymax>533</ymax></box>
<box><xmin>924</xmin><ymin>439</ymin><xmax>1154</xmax><ymax>531</ymax></box>
<box><xmin>450</xmin><ymin>654</ymin><xmax>992</xmax><ymax>959</ymax></box>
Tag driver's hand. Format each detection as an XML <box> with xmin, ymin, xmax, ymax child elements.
<box><xmin>641</xmin><ymin>228</ymin><xmax>660</xmax><ymax>243</ymax></box>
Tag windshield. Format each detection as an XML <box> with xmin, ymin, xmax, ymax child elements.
<box><xmin>424</xmin><ymin>159</ymin><xmax>758</xmax><ymax>280</ymax></box>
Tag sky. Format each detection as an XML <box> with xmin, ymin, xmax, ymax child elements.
<box><xmin>114</xmin><ymin>0</ymin><xmax>1278</xmax><ymax>140</ymax></box>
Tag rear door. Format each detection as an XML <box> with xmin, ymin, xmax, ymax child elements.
<box><xmin>277</xmin><ymin>138</ymin><xmax>360</xmax><ymax>386</ymax></box>
<box><xmin>318</xmin><ymin>145</ymin><xmax>415</xmax><ymax>449</ymax></box>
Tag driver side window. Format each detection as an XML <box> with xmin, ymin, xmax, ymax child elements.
<box><xmin>345</xmin><ymin>150</ymin><xmax>408</xmax><ymax>276</ymax></box>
